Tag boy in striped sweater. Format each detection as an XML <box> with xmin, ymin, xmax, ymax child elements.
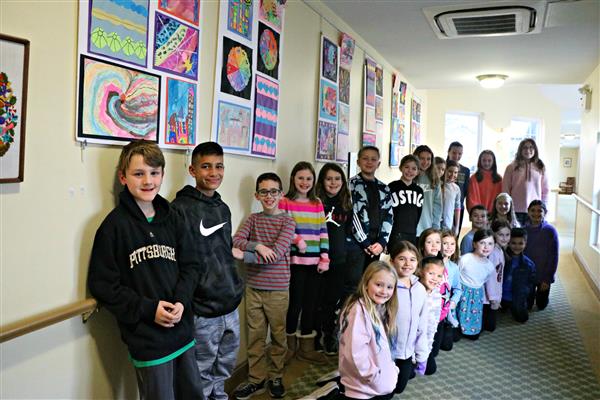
<box><xmin>232</xmin><ymin>173</ymin><xmax>296</xmax><ymax>400</ymax></box>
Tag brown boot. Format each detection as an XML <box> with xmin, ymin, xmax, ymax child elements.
<box><xmin>285</xmin><ymin>333</ymin><xmax>297</xmax><ymax>365</ymax></box>
<box><xmin>297</xmin><ymin>331</ymin><xmax>328</xmax><ymax>365</ymax></box>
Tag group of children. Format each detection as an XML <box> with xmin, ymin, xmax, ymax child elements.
<box><xmin>88</xmin><ymin>137</ymin><xmax>558</xmax><ymax>400</ymax></box>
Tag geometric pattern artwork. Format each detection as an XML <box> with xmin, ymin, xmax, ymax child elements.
<box><xmin>257</xmin><ymin>22</ymin><xmax>280</xmax><ymax>79</ymax></box>
<box><xmin>88</xmin><ymin>0</ymin><xmax>149</xmax><ymax>67</ymax></box>
<box><xmin>220</xmin><ymin>36</ymin><xmax>253</xmax><ymax>99</ymax></box>
<box><xmin>316</xmin><ymin>120</ymin><xmax>336</xmax><ymax>161</ymax></box>
<box><xmin>227</xmin><ymin>0</ymin><xmax>253</xmax><ymax>40</ymax></box>
<box><xmin>259</xmin><ymin>0</ymin><xmax>284</xmax><ymax>31</ymax></box>
<box><xmin>153</xmin><ymin>12</ymin><xmax>199</xmax><ymax>80</ymax></box>
<box><xmin>252</xmin><ymin>75</ymin><xmax>278</xmax><ymax>157</ymax></box>
<box><xmin>286</xmin><ymin>277</ymin><xmax>600</xmax><ymax>400</ymax></box>
<box><xmin>338</xmin><ymin>67</ymin><xmax>350</xmax><ymax>105</ymax></box>
<box><xmin>322</xmin><ymin>36</ymin><xmax>338</xmax><ymax>83</ymax></box>
<box><xmin>158</xmin><ymin>0</ymin><xmax>199</xmax><ymax>25</ymax></box>
<box><xmin>165</xmin><ymin>77</ymin><xmax>196</xmax><ymax>145</ymax></box>
<box><xmin>319</xmin><ymin>78</ymin><xmax>337</xmax><ymax>121</ymax></box>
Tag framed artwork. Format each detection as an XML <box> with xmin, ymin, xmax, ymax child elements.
<box><xmin>0</xmin><ymin>34</ymin><xmax>29</xmax><ymax>183</ymax></box>
<box><xmin>319</xmin><ymin>78</ymin><xmax>337</xmax><ymax>121</ymax></box>
<box><xmin>339</xmin><ymin>67</ymin><xmax>350</xmax><ymax>105</ymax></box>
<box><xmin>321</xmin><ymin>36</ymin><xmax>338</xmax><ymax>83</ymax></box>
<box><xmin>375</xmin><ymin>65</ymin><xmax>383</xmax><ymax>97</ymax></box>
<box><xmin>227</xmin><ymin>0</ymin><xmax>253</xmax><ymax>40</ymax></box>
<box><xmin>339</xmin><ymin>33</ymin><xmax>355</xmax><ymax>70</ymax></box>
<box><xmin>252</xmin><ymin>75</ymin><xmax>278</xmax><ymax>158</ymax></box>
<box><xmin>391</xmin><ymin>118</ymin><xmax>400</xmax><ymax>142</ymax></box>
<box><xmin>165</xmin><ymin>78</ymin><xmax>196</xmax><ymax>146</ymax></box>
<box><xmin>153</xmin><ymin>12</ymin><xmax>199</xmax><ymax>80</ymax></box>
<box><xmin>362</xmin><ymin>133</ymin><xmax>376</xmax><ymax>147</ymax></box>
<box><xmin>77</xmin><ymin>55</ymin><xmax>160</xmax><ymax>143</ymax></box>
<box><xmin>216</xmin><ymin>100</ymin><xmax>251</xmax><ymax>151</ymax></box>
<box><xmin>364</xmin><ymin>106</ymin><xmax>375</xmax><ymax>133</ymax></box>
<box><xmin>220</xmin><ymin>36</ymin><xmax>253</xmax><ymax>99</ymax></box>
<box><xmin>338</xmin><ymin>103</ymin><xmax>350</xmax><ymax>135</ymax></box>
<box><xmin>259</xmin><ymin>0</ymin><xmax>284</xmax><ymax>31</ymax></box>
<box><xmin>399</xmin><ymin>81</ymin><xmax>407</xmax><ymax>105</ymax></box>
<box><xmin>562</xmin><ymin>157</ymin><xmax>572</xmax><ymax>168</ymax></box>
<box><xmin>336</xmin><ymin>133</ymin><xmax>349</xmax><ymax>163</ymax></box>
<box><xmin>365</xmin><ymin>58</ymin><xmax>376</xmax><ymax>107</ymax></box>
<box><xmin>375</xmin><ymin>97</ymin><xmax>383</xmax><ymax>121</ymax></box>
<box><xmin>88</xmin><ymin>0</ymin><xmax>149</xmax><ymax>67</ymax></box>
<box><xmin>158</xmin><ymin>0</ymin><xmax>200</xmax><ymax>25</ymax></box>
<box><xmin>257</xmin><ymin>22</ymin><xmax>280</xmax><ymax>79</ymax></box>
<box><xmin>389</xmin><ymin>143</ymin><xmax>401</xmax><ymax>167</ymax></box>
<box><xmin>316</xmin><ymin>120</ymin><xmax>337</xmax><ymax>161</ymax></box>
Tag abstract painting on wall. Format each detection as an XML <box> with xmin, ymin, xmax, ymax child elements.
<box><xmin>362</xmin><ymin>133</ymin><xmax>376</xmax><ymax>147</ymax></box>
<box><xmin>336</xmin><ymin>133</ymin><xmax>348</xmax><ymax>163</ymax></box>
<box><xmin>365</xmin><ymin>58</ymin><xmax>376</xmax><ymax>107</ymax></box>
<box><xmin>321</xmin><ymin>36</ymin><xmax>338</xmax><ymax>83</ymax></box>
<box><xmin>165</xmin><ymin>77</ymin><xmax>196</xmax><ymax>146</ymax></box>
<box><xmin>375</xmin><ymin>96</ymin><xmax>383</xmax><ymax>121</ymax></box>
<box><xmin>220</xmin><ymin>36</ymin><xmax>253</xmax><ymax>99</ymax></box>
<box><xmin>88</xmin><ymin>0</ymin><xmax>149</xmax><ymax>67</ymax></box>
<box><xmin>399</xmin><ymin>81</ymin><xmax>407</xmax><ymax>104</ymax></box>
<box><xmin>339</xmin><ymin>67</ymin><xmax>350</xmax><ymax>105</ymax></box>
<box><xmin>252</xmin><ymin>75</ymin><xmax>278</xmax><ymax>158</ymax></box>
<box><xmin>338</xmin><ymin>103</ymin><xmax>349</xmax><ymax>135</ymax></box>
<box><xmin>364</xmin><ymin>106</ymin><xmax>375</xmax><ymax>133</ymax></box>
<box><xmin>158</xmin><ymin>0</ymin><xmax>199</xmax><ymax>25</ymax></box>
<box><xmin>389</xmin><ymin>142</ymin><xmax>400</xmax><ymax>167</ymax></box>
<box><xmin>153</xmin><ymin>12</ymin><xmax>199</xmax><ymax>80</ymax></box>
<box><xmin>216</xmin><ymin>100</ymin><xmax>251</xmax><ymax>151</ymax></box>
<box><xmin>375</xmin><ymin>65</ymin><xmax>383</xmax><ymax>96</ymax></box>
<box><xmin>259</xmin><ymin>0</ymin><xmax>284</xmax><ymax>31</ymax></box>
<box><xmin>257</xmin><ymin>22</ymin><xmax>279</xmax><ymax>79</ymax></box>
<box><xmin>227</xmin><ymin>0</ymin><xmax>253</xmax><ymax>40</ymax></box>
<box><xmin>319</xmin><ymin>78</ymin><xmax>337</xmax><ymax>121</ymax></box>
<box><xmin>339</xmin><ymin>32</ymin><xmax>355</xmax><ymax>70</ymax></box>
<box><xmin>316</xmin><ymin>120</ymin><xmax>336</xmax><ymax>161</ymax></box>
<box><xmin>78</xmin><ymin>55</ymin><xmax>160</xmax><ymax>143</ymax></box>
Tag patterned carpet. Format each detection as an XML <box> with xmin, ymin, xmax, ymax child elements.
<box><xmin>286</xmin><ymin>277</ymin><xmax>600</xmax><ymax>399</ymax></box>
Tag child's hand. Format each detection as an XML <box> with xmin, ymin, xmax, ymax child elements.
<box><xmin>317</xmin><ymin>262</ymin><xmax>329</xmax><ymax>273</ymax></box>
<box><xmin>154</xmin><ymin>301</ymin><xmax>177</xmax><ymax>328</ymax></box>
<box><xmin>297</xmin><ymin>239</ymin><xmax>307</xmax><ymax>254</ymax></box>
<box><xmin>415</xmin><ymin>361</ymin><xmax>427</xmax><ymax>375</ymax></box>
<box><xmin>171</xmin><ymin>302</ymin><xmax>184</xmax><ymax>323</ymax></box>
<box><xmin>369</xmin><ymin>243</ymin><xmax>383</xmax><ymax>256</ymax></box>
<box><xmin>256</xmin><ymin>244</ymin><xmax>277</xmax><ymax>262</ymax></box>
<box><xmin>232</xmin><ymin>248</ymin><xmax>244</xmax><ymax>260</ymax></box>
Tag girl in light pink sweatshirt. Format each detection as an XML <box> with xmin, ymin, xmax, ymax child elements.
<box><xmin>338</xmin><ymin>261</ymin><xmax>399</xmax><ymax>400</ymax></box>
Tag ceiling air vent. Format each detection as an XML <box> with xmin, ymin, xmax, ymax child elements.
<box><xmin>423</xmin><ymin>2</ymin><xmax>547</xmax><ymax>39</ymax></box>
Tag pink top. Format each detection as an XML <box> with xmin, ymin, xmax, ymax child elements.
<box><xmin>502</xmin><ymin>162</ymin><xmax>548</xmax><ymax>213</ymax></box>
<box><xmin>484</xmin><ymin>245</ymin><xmax>504</xmax><ymax>303</ymax></box>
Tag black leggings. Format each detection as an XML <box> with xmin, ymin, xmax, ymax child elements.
<box><xmin>394</xmin><ymin>358</ymin><xmax>414</xmax><ymax>394</ymax></box>
<box><xmin>528</xmin><ymin>284</ymin><xmax>551</xmax><ymax>310</ymax></box>
<box><xmin>425</xmin><ymin>322</ymin><xmax>443</xmax><ymax>375</ymax></box>
<box><xmin>286</xmin><ymin>264</ymin><xmax>323</xmax><ymax>335</ymax></box>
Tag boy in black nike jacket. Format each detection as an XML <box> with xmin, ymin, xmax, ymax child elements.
<box><xmin>171</xmin><ymin>142</ymin><xmax>244</xmax><ymax>400</ymax></box>
<box><xmin>88</xmin><ymin>140</ymin><xmax>203</xmax><ymax>399</ymax></box>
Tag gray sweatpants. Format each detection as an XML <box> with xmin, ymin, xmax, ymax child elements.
<box><xmin>194</xmin><ymin>309</ymin><xmax>240</xmax><ymax>400</ymax></box>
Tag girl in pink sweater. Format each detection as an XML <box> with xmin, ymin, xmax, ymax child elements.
<box><xmin>338</xmin><ymin>261</ymin><xmax>399</xmax><ymax>399</ymax></box>
<box><xmin>467</xmin><ymin>150</ymin><xmax>503</xmax><ymax>214</ymax></box>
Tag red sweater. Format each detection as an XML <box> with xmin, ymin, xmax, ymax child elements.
<box><xmin>467</xmin><ymin>170</ymin><xmax>503</xmax><ymax>214</ymax></box>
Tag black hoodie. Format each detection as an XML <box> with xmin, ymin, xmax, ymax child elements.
<box><xmin>171</xmin><ymin>185</ymin><xmax>244</xmax><ymax>317</ymax></box>
<box><xmin>88</xmin><ymin>188</ymin><xmax>201</xmax><ymax>362</ymax></box>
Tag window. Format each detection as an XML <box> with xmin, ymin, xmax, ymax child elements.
<box><xmin>444</xmin><ymin>112</ymin><xmax>482</xmax><ymax>172</ymax></box>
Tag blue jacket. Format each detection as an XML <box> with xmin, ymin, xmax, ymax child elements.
<box><xmin>392</xmin><ymin>276</ymin><xmax>430</xmax><ymax>362</ymax></box>
<box><xmin>503</xmin><ymin>252</ymin><xmax>536</xmax><ymax>305</ymax></box>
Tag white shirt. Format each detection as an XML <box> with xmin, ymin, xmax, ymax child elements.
<box><xmin>459</xmin><ymin>253</ymin><xmax>495</xmax><ymax>288</ymax></box>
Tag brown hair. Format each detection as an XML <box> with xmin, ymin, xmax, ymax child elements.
<box><xmin>514</xmin><ymin>138</ymin><xmax>545</xmax><ymax>176</ymax></box>
<box><xmin>316</xmin><ymin>163</ymin><xmax>352</xmax><ymax>211</ymax></box>
<box><xmin>413</xmin><ymin>145</ymin><xmax>440</xmax><ymax>188</ymax></box>
<box><xmin>117</xmin><ymin>140</ymin><xmax>165</xmax><ymax>175</ymax></box>
<box><xmin>441</xmin><ymin>230</ymin><xmax>459</xmax><ymax>263</ymax></box>
<box><xmin>285</xmin><ymin>161</ymin><xmax>319</xmax><ymax>202</ymax></box>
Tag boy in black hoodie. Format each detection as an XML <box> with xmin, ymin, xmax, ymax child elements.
<box><xmin>171</xmin><ymin>142</ymin><xmax>244</xmax><ymax>400</ymax></box>
<box><xmin>88</xmin><ymin>140</ymin><xmax>203</xmax><ymax>399</ymax></box>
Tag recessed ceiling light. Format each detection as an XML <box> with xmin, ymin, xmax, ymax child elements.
<box><xmin>477</xmin><ymin>74</ymin><xmax>508</xmax><ymax>89</ymax></box>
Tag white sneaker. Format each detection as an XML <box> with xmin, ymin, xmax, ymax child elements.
<box><xmin>297</xmin><ymin>381</ymin><xmax>339</xmax><ymax>400</ymax></box>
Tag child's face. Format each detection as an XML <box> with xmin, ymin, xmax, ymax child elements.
<box><xmin>189</xmin><ymin>154</ymin><xmax>224</xmax><ymax>196</ymax></box>
<box><xmin>420</xmin><ymin>264</ymin><xmax>445</xmax><ymax>291</ymax></box>
<box><xmin>495</xmin><ymin>198</ymin><xmax>511</xmax><ymax>215</ymax></box>
<box><xmin>400</xmin><ymin>161</ymin><xmax>419</xmax><ymax>182</ymax></box>
<box><xmin>435</xmin><ymin>162</ymin><xmax>445</xmax><ymax>179</ymax></box>
<box><xmin>527</xmin><ymin>205</ymin><xmax>545</xmax><ymax>226</ymax></box>
<box><xmin>480</xmin><ymin>153</ymin><xmax>494</xmax><ymax>170</ymax></box>
<box><xmin>417</xmin><ymin>151</ymin><xmax>432</xmax><ymax>171</ymax></box>
<box><xmin>357</xmin><ymin>150</ymin><xmax>380</xmax><ymax>176</ymax></box>
<box><xmin>392</xmin><ymin>250</ymin><xmax>418</xmax><ymax>279</ymax></box>
<box><xmin>442</xmin><ymin>236</ymin><xmax>456</xmax><ymax>258</ymax></box>
<box><xmin>509</xmin><ymin>237</ymin><xmax>526</xmax><ymax>255</ymax></box>
<box><xmin>294</xmin><ymin>169</ymin><xmax>314</xmax><ymax>197</ymax></box>
<box><xmin>494</xmin><ymin>227</ymin><xmax>511</xmax><ymax>248</ymax></box>
<box><xmin>471</xmin><ymin>210</ymin><xmax>488</xmax><ymax>229</ymax></box>
<box><xmin>448</xmin><ymin>146</ymin><xmax>463</xmax><ymax>162</ymax></box>
<box><xmin>255</xmin><ymin>179</ymin><xmax>282</xmax><ymax>213</ymax></box>
<box><xmin>423</xmin><ymin>233</ymin><xmax>442</xmax><ymax>257</ymax></box>
<box><xmin>324</xmin><ymin>169</ymin><xmax>343</xmax><ymax>197</ymax></box>
<box><xmin>445</xmin><ymin>166</ymin><xmax>459</xmax><ymax>183</ymax></box>
<box><xmin>119</xmin><ymin>154</ymin><xmax>163</xmax><ymax>206</ymax></box>
<box><xmin>520</xmin><ymin>142</ymin><xmax>536</xmax><ymax>160</ymax></box>
<box><xmin>473</xmin><ymin>236</ymin><xmax>495</xmax><ymax>258</ymax></box>
<box><xmin>366</xmin><ymin>270</ymin><xmax>396</xmax><ymax>305</ymax></box>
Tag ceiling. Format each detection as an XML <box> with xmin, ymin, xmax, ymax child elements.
<box><xmin>321</xmin><ymin>0</ymin><xmax>600</xmax><ymax>89</ymax></box>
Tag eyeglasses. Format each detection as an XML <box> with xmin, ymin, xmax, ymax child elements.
<box><xmin>257</xmin><ymin>189</ymin><xmax>282</xmax><ymax>197</ymax></box>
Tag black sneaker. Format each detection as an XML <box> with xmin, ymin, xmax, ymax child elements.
<box><xmin>268</xmin><ymin>378</ymin><xmax>286</xmax><ymax>398</ymax></box>
<box><xmin>323</xmin><ymin>335</ymin><xmax>338</xmax><ymax>355</ymax></box>
<box><xmin>234</xmin><ymin>381</ymin><xmax>265</xmax><ymax>400</ymax></box>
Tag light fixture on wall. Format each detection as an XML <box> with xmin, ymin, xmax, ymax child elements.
<box><xmin>477</xmin><ymin>74</ymin><xmax>508</xmax><ymax>89</ymax></box>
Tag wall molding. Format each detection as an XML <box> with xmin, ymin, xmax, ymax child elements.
<box><xmin>573</xmin><ymin>247</ymin><xmax>600</xmax><ymax>301</ymax></box>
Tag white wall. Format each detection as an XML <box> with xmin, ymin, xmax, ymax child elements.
<box><xmin>559</xmin><ymin>147</ymin><xmax>579</xmax><ymax>183</ymax></box>
<box><xmin>0</xmin><ymin>1</ymin><xmax>423</xmax><ymax>397</ymax></box>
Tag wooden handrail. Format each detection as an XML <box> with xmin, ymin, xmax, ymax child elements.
<box><xmin>0</xmin><ymin>298</ymin><xmax>98</xmax><ymax>343</ymax></box>
<box><xmin>572</xmin><ymin>193</ymin><xmax>600</xmax><ymax>216</ymax></box>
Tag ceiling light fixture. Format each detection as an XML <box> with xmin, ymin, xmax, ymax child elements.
<box><xmin>477</xmin><ymin>74</ymin><xmax>508</xmax><ymax>89</ymax></box>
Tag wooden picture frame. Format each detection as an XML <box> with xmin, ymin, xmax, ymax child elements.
<box><xmin>0</xmin><ymin>34</ymin><xmax>29</xmax><ymax>183</ymax></box>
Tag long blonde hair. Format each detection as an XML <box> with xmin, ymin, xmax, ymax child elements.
<box><xmin>340</xmin><ymin>261</ymin><xmax>398</xmax><ymax>344</ymax></box>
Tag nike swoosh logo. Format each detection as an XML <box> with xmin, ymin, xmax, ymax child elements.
<box><xmin>199</xmin><ymin>220</ymin><xmax>227</xmax><ymax>237</ymax></box>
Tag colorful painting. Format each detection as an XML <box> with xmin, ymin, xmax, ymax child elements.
<box><xmin>339</xmin><ymin>67</ymin><xmax>350</xmax><ymax>105</ymax></box>
<box><xmin>390</xmin><ymin>142</ymin><xmax>400</xmax><ymax>167</ymax></box>
<box><xmin>216</xmin><ymin>100</ymin><xmax>251</xmax><ymax>151</ymax></box>
<box><xmin>88</xmin><ymin>0</ymin><xmax>149</xmax><ymax>67</ymax></box>
<box><xmin>78</xmin><ymin>55</ymin><xmax>160</xmax><ymax>142</ymax></box>
<box><xmin>365</xmin><ymin>58</ymin><xmax>376</xmax><ymax>107</ymax></box>
<box><xmin>399</xmin><ymin>103</ymin><xmax>406</xmax><ymax>124</ymax></box>
<box><xmin>257</xmin><ymin>22</ymin><xmax>280</xmax><ymax>79</ymax></box>
<box><xmin>259</xmin><ymin>0</ymin><xmax>284</xmax><ymax>31</ymax></box>
<box><xmin>252</xmin><ymin>76</ymin><xmax>278</xmax><ymax>157</ymax></box>
<box><xmin>153</xmin><ymin>12</ymin><xmax>199</xmax><ymax>80</ymax></box>
<box><xmin>319</xmin><ymin>79</ymin><xmax>337</xmax><ymax>121</ymax></box>
<box><xmin>375</xmin><ymin>96</ymin><xmax>383</xmax><ymax>121</ymax></box>
<box><xmin>362</xmin><ymin>133</ymin><xmax>376</xmax><ymax>147</ymax></box>
<box><xmin>364</xmin><ymin>106</ymin><xmax>375</xmax><ymax>133</ymax></box>
<box><xmin>339</xmin><ymin>33</ymin><xmax>355</xmax><ymax>70</ymax></box>
<box><xmin>158</xmin><ymin>0</ymin><xmax>199</xmax><ymax>25</ymax></box>
<box><xmin>227</xmin><ymin>0</ymin><xmax>253</xmax><ymax>40</ymax></box>
<box><xmin>399</xmin><ymin>119</ymin><xmax>405</xmax><ymax>146</ymax></box>
<box><xmin>322</xmin><ymin>36</ymin><xmax>338</xmax><ymax>83</ymax></box>
<box><xmin>316</xmin><ymin>120</ymin><xmax>336</xmax><ymax>161</ymax></box>
<box><xmin>336</xmin><ymin>133</ymin><xmax>348</xmax><ymax>163</ymax></box>
<box><xmin>338</xmin><ymin>103</ymin><xmax>349</xmax><ymax>135</ymax></box>
<box><xmin>376</xmin><ymin>120</ymin><xmax>383</xmax><ymax>136</ymax></box>
<box><xmin>411</xmin><ymin>120</ymin><xmax>421</xmax><ymax>147</ymax></box>
<box><xmin>375</xmin><ymin>65</ymin><xmax>383</xmax><ymax>96</ymax></box>
<box><xmin>221</xmin><ymin>36</ymin><xmax>253</xmax><ymax>99</ymax></box>
<box><xmin>391</xmin><ymin>118</ymin><xmax>400</xmax><ymax>142</ymax></box>
<box><xmin>399</xmin><ymin>81</ymin><xmax>407</xmax><ymax>105</ymax></box>
<box><xmin>165</xmin><ymin>78</ymin><xmax>196</xmax><ymax>146</ymax></box>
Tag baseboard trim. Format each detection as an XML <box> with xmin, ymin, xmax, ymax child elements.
<box><xmin>573</xmin><ymin>247</ymin><xmax>600</xmax><ymax>301</ymax></box>
<box><xmin>225</xmin><ymin>360</ymin><xmax>249</xmax><ymax>395</ymax></box>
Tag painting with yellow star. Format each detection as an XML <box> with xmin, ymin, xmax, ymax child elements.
<box><xmin>153</xmin><ymin>12</ymin><xmax>199</xmax><ymax>80</ymax></box>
